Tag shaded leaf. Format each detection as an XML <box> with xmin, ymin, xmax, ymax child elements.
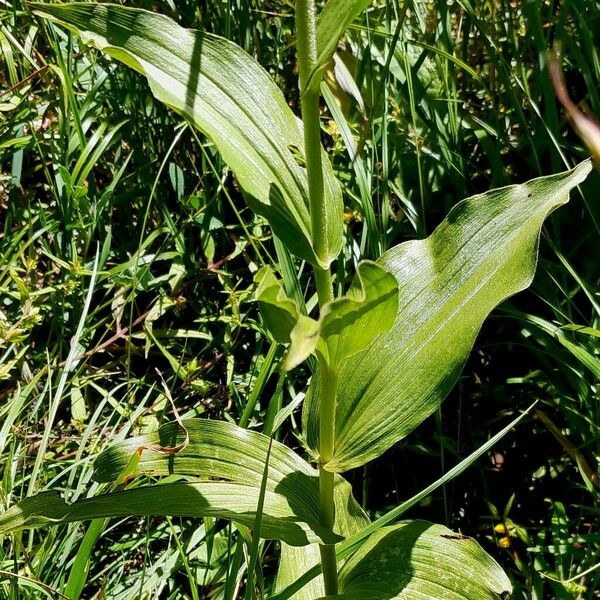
<box><xmin>0</xmin><ymin>484</ymin><xmax>336</xmax><ymax>546</ymax></box>
<box><xmin>324</xmin><ymin>52</ymin><xmax>365</xmax><ymax>116</ymax></box>
<box><xmin>272</xmin><ymin>407</ymin><xmax>533</xmax><ymax>600</ymax></box>
<box><xmin>319</xmin><ymin>521</ymin><xmax>511</xmax><ymax>599</ymax></box>
<box><xmin>285</xmin><ymin>315</ymin><xmax>321</xmax><ymax>371</ymax></box>
<box><xmin>31</xmin><ymin>2</ymin><xmax>343</xmax><ymax>267</ymax></box>
<box><xmin>258</xmin><ymin>262</ymin><xmax>397</xmax><ymax>372</ymax></box>
<box><xmin>254</xmin><ymin>266</ymin><xmax>319</xmax><ymax>371</ymax></box>
<box><xmin>304</xmin><ymin>160</ymin><xmax>592</xmax><ymax>472</ymax></box>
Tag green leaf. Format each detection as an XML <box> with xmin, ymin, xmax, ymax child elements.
<box><xmin>30</xmin><ymin>2</ymin><xmax>343</xmax><ymax>268</ymax></box>
<box><xmin>317</xmin><ymin>261</ymin><xmax>398</xmax><ymax>367</ymax></box>
<box><xmin>254</xmin><ymin>267</ymin><xmax>319</xmax><ymax>371</ymax></box>
<box><xmin>318</xmin><ymin>521</ymin><xmax>511</xmax><ymax>599</ymax></box>
<box><xmin>272</xmin><ymin>407</ymin><xmax>533</xmax><ymax>600</ymax></box>
<box><xmin>307</xmin><ymin>0</ymin><xmax>374</xmax><ymax>91</ymax></box>
<box><xmin>511</xmin><ymin>310</ymin><xmax>600</xmax><ymax>379</ymax></box>
<box><xmin>305</xmin><ymin>160</ymin><xmax>592</xmax><ymax>472</ymax></box>
<box><xmin>255</xmin><ymin>266</ymin><xmax>303</xmax><ymax>344</ymax></box>
<box><xmin>0</xmin><ymin>484</ymin><xmax>335</xmax><ymax>547</ymax></box>
<box><xmin>285</xmin><ymin>315</ymin><xmax>321</xmax><ymax>371</ymax></box>
<box><xmin>0</xmin><ymin>420</ymin><xmax>341</xmax><ymax>546</ymax></box>
<box><xmin>257</xmin><ymin>261</ymin><xmax>397</xmax><ymax>372</ymax></box>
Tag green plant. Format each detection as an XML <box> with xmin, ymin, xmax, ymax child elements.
<box><xmin>0</xmin><ymin>1</ymin><xmax>594</xmax><ymax>598</ymax></box>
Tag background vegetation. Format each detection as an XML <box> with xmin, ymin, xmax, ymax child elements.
<box><xmin>0</xmin><ymin>0</ymin><xmax>599</xmax><ymax>598</ymax></box>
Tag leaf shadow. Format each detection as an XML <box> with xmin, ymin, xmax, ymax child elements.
<box><xmin>339</xmin><ymin>521</ymin><xmax>431</xmax><ymax>595</ymax></box>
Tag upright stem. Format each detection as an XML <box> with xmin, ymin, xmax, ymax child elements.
<box><xmin>296</xmin><ymin>0</ymin><xmax>339</xmax><ymax>595</ymax></box>
<box><xmin>318</xmin><ymin>365</ymin><xmax>338</xmax><ymax>595</ymax></box>
<box><xmin>314</xmin><ymin>267</ymin><xmax>333</xmax><ymax>305</ymax></box>
<box><xmin>296</xmin><ymin>0</ymin><xmax>328</xmax><ymax>267</ymax></box>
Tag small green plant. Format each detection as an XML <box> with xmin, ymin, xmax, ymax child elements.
<box><xmin>0</xmin><ymin>1</ymin><xmax>593</xmax><ymax>598</ymax></box>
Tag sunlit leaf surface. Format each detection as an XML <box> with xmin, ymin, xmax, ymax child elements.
<box><xmin>304</xmin><ymin>160</ymin><xmax>592</xmax><ymax>472</ymax></box>
<box><xmin>0</xmin><ymin>420</ymin><xmax>341</xmax><ymax>546</ymax></box>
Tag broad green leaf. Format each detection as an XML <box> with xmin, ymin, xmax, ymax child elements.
<box><xmin>317</xmin><ymin>261</ymin><xmax>398</xmax><ymax>367</ymax></box>
<box><xmin>304</xmin><ymin>160</ymin><xmax>592</xmax><ymax>472</ymax></box>
<box><xmin>31</xmin><ymin>2</ymin><xmax>343</xmax><ymax>268</ymax></box>
<box><xmin>318</xmin><ymin>521</ymin><xmax>511</xmax><ymax>599</ymax></box>
<box><xmin>275</xmin><ymin>476</ymin><xmax>370</xmax><ymax>600</ymax></box>
<box><xmin>0</xmin><ymin>420</ymin><xmax>341</xmax><ymax>546</ymax></box>
<box><xmin>94</xmin><ymin>419</ymin><xmax>314</xmax><ymax>491</ymax></box>
<box><xmin>307</xmin><ymin>0</ymin><xmax>373</xmax><ymax>91</ymax></box>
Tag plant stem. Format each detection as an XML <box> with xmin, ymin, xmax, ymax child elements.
<box><xmin>318</xmin><ymin>515</ymin><xmax>338</xmax><ymax>595</ymax></box>
<box><xmin>296</xmin><ymin>0</ymin><xmax>329</xmax><ymax>267</ymax></box>
<box><xmin>302</xmin><ymin>91</ymin><xmax>328</xmax><ymax>264</ymax></box>
<box><xmin>318</xmin><ymin>365</ymin><xmax>338</xmax><ymax>595</ymax></box>
<box><xmin>314</xmin><ymin>266</ymin><xmax>333</xmax><ymax>305</ymax></box>
<box><xmin>318</xmin><ymin>365</ymin><xmax>337</xmax><ymax>466</ymax></box>
<box><xmin>296</xmin><ymin>0</ymin><xmax>339</xmax><ymax>595</ymax></box>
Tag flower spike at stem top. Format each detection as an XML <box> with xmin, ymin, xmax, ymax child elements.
<box><xmin>296</xmin><ymin>0</ymin><xmax>338</xmax><ymax>595</ymax></box>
